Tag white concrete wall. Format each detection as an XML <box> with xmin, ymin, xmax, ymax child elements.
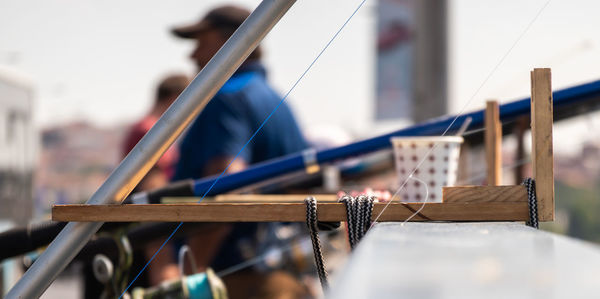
<box><xmin>0</xmin><ymin>71</ymin><xmax>36</xmax><ymax>173</ymax></box>
<box><xmin>0</xmin><ymin>70</ymin><xmax>37</xmax><ymax>224</ymax></box>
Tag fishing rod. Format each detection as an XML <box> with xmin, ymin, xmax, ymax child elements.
<box><xmin>0</xmin><ymin>222</ymin><xmax>219</xmax><ymax>263</ymax></box>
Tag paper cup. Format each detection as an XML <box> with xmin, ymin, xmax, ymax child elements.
<box><xmin>390</xmin><ymin>136</ymin><xmax>463</xmax><ymax>203</ymax></box>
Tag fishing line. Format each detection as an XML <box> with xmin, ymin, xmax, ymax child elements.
<box><xmin>178</xmin><ymin>245</ymin><xmax>198</xmax><ymax>276</ymax></box>
<box><xmin>371</xmin><ymin>0</ymin><xmax>552</xmax><ymax>226</ymax></box>
<box><xmin>401</xmin><ymin>175</ymin><xmax>430</xmax><ymax>225</ymax></box>
<box><xmin>457</xmin><ymin>158</ymin><xmax>531</xmax><ymax>185</ymax></box>
<box><xmin>119</xmin><ymin>0</ymin><xmax>370</xmax><ymax>296</ymax></box>
<box><xmin>216</xmin><ymin>225</ymin><xmax>335</xmax><ymax>278</ymax></box>
<box><xmin>453</xmin><ymin>116</ymin><xmax>525</xmax><ymax>138</ymax></box>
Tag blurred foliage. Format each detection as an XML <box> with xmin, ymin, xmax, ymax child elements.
<box><xmin>541</xmin><ymin>180</ymin><xmax>600</xmax><ymax>243</ymax></box>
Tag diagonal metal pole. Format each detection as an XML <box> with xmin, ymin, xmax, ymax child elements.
<box><xmin>7</xmin><ymin>0</ymin><xmax>297</xmax><ymax>297</ymax></box>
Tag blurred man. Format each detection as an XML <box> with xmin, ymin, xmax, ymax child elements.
<box><xmin>123</xmin><ymin>74</ymin><xmax>190</xmax><ymax>190</ymax></box>
<box><xmin>122</xmin><ymin>74</ymin><xmax>190</xmax><ymax>286</ymax></box>
<box><xmin>171</xmin><ymin>5</ymin><xmax>309</xmax><ymax>298</ymax></box>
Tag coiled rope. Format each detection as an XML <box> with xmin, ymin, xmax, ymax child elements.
<box><xmin>523</xmin><ymin>178</ymin><xmax>539</xmax><ymax>229</ymax></box>
<box><xmin>339</xmin><ymin>195</ymin><xmax>374</xmax><ymax>250</ymax></box>
<box><xmin>304</xmin><ymin>195</ymin><xmax>375</xmax><ymax>291</ymax></box>
<box><xmin>304</xmin><ymin>196</ymin><xmax>329</xmax><ymax>290</ymax></box>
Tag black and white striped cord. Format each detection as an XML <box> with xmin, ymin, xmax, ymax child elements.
<box><xmin>304</xmin><ymin>196</ymin><xmax>329</xmax><ymax>290</ymax></box>
<box><xmin>304</xmin><ymin>195</ymin><xmax>376</xmax><ymax>291</ymax></box>
<box><xmin>523</xmin><ymin>178</ymin><xmax>539</xmax><ymax>229</ymax></box>
<box><xmin>339</xmin><ymin>195</ymin><xmax>375</xmax><ymax>250</ymax></box>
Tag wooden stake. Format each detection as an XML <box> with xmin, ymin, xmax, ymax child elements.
<box><xmin>512</xmin><ymin>116</ymin><xmax>529</xmax><ymax>184</ymax></box>
<box><xmin>485</xmin><ymin>100</ymin><xmax>502</xmax><ymax>185</ymax></box>
<box><xmin>531</xmin><ymin>68</ymin><xmax>554</xmax><ymax>221</ymax></box>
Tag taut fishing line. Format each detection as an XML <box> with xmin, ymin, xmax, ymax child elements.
<box><xmin>457</xmin><ymin>158</ymin><xmax>531</xmax><ymax>185</ymax></box>
<box><xmin>400</xmin><ymin>175</ymin><xmax>430</xmax><ymax>225</ymax></box>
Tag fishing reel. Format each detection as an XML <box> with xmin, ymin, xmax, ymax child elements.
<box><xmin>131</xmin><ymin>268</ymin><xmax>227</xmax><ymax>299</ymax></box>
<box><xmin>92</xmin><ymin>231</ymin><xmax>133</xmax><ymax>299</ymax></box>
<box><xmin>130</xmin><ymin>245</ymin><xmax>227</xmax><ymax>299</ymax></box>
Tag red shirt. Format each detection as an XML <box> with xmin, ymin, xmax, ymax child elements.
<box><xmin>123</xmin><ymin>115</ymin><xmax>179</xmax><ymax>179</ymax></box>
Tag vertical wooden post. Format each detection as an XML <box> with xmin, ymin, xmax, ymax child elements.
<box><xmin>530</xmin><ymin>68</ymin><xmax>554</xmax><ymax>221</ymax></box>
<box><xmin>512</xmin><ymin>116</ymin><xmax>529</xmax><ymax>184</ymax></box>
<box><xmin>485</xmin><ymin>100</ymin><xmax>502</xmax><ymax>185</ymax></box>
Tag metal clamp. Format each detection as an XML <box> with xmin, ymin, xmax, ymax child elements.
<box><xmin>302</xmin><ymin>148</ymin><xmax>320</xmax><ymax>174</ymax></box>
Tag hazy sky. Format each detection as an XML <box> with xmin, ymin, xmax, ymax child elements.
<box><xmin>1</xmin><ymin>0</ymin><xmax>600</xmax><ymax>154</ymax></box>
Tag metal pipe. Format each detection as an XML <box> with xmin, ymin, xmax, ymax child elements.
<box><xmin>7</xmin><ymin>0</ymin><xmax>296</xmax><ymax>297</ymax></box>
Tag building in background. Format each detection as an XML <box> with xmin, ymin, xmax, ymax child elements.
<box><xmin>0</xmin><ymin>70</ymin><xmax>36</xmax><ymax>226</ymax></box>
<box><xmin>35</xmin><ymin>122</ymin><xmax>124</xmax><ymax>216</ymax></box>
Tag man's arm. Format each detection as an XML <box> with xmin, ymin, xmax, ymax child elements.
<box><xmin>204</xmin><ymin>156</ymin><xmax>248</xmax><ymax>176</ymax></box>
<box><xmin>173</xmin><ymin>94</ymin><xmax>251</xmax><ymax>181</ymax></box>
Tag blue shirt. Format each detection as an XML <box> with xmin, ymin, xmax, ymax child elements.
<box><xmin>173</xmin><ymin>62</ymin><xmax>307</xmax><ymax>180</ymax></box>
<box><xmin>173</xmin><ymin>62</ymin><xmax>308</xmax><ymax>271</ymax></box>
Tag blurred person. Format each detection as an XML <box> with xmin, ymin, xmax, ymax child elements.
<box><xmin>171</xmin><ymin>5</ymin><xmax>309</xmax><ymax>298</ymax></box>
<box><xmin>121</xmin><ymin>74</ymin><xmax>190</xmax><ymax>287</ymax></box>
<box><xmin>122</xmin><ymin>74</ymin><xmax>190</xmax><ymax>190</ymax></box>
<box><xmin>85</xmin><ymin>75</ymin><xmax>190</xmax><ymax>298</ymax></box>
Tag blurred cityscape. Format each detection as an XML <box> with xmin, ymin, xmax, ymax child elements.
<box><xmin>34</xmin><ymin>122</ymin><xmax>125</xmax><ymax>217</ymax></box>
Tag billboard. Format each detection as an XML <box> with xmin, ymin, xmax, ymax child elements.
<box><xmin>376</xmin><ymin>0</ymin><xmax>447</xmax><ymax>122</ymax></box>
<box><xmin>376</xmin><ymin>0</ymin><xmax>416</xmax><ymax>121</ymax></box>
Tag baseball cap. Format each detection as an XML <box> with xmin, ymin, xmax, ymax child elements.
<box><xmin>172</xmin><ymin>5</ymin><xmax>251</xmax><ymax>39</ymax></box>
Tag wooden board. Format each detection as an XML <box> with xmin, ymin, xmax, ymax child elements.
<box><xmin>531</xmin><ymin>68</ymin><xmax>554</xmax><ymax>221</ymax></box>
<box><xmin>53</xmin><ymin>185</ymin><xmax>532</xmax><ymax>222</ymax></box>
<box><xmin>167</xmin><ymin>187</ymin><xmax>528</xmax><ymax>205</ymax></box>
<box><xmin>442</xmin><ymin>185</ymin><xmax>526</xmax><ymax>203</ymax></box>
<box><xmin>52</xmin><ymin>201</ymin><xmax>529</xmax><ymax>222</ymax></box>
<box><xmin>485</xmin><ymin>100</ymin><xmax>502</xmax><ymax>185</ymax></box>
